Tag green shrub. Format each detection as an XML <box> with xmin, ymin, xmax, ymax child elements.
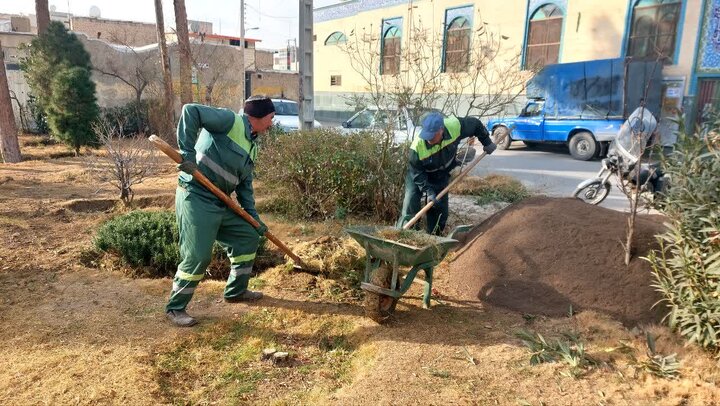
<box><xmin>100</xmin><ymin>99</ymin><xmax>151</xmax><ymax>135</ymax></box>
<box><xmin>26</xmin><ymin>94</ymin><xmax>49</xmax><ymax>134</ymax></box>
<box><xmin>646</xmin><ymin>128</ymin><xmax>720</xmax><ymax>354</ymax></box>
<box><xmin>256</xmin><ymin>128</ymin><xmax>407</xmax><ymax>221</ymax></box>
<box><xmin>94</xmin><ymin>210</ymin><xmax>274</xmax><ymax>279</ymax></box>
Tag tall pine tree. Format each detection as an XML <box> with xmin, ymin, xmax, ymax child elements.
<box><xmin>21</xmin><ymin>21</ymin><xmax>98</xmax><ymax>153</ymax></box>
<box><xmin>46</xmin><ymin>67</ymin><xmax>99</xmax><ymax>155</ymax></box>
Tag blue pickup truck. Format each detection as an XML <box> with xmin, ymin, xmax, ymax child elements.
<box><xmin>486</xmin><ymin>58</ymin><xmax>662</xmax><ymax>160</ymax></box>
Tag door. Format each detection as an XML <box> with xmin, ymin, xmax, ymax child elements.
<box><xmin>512</xmin><ymin>101</ymin><xmax>545</xmax><ymax>141</ymax></box>
<box><xmin>696</xmin><ymin>79</ymin><xmax>720</xmax><ymax>127</ymax></box>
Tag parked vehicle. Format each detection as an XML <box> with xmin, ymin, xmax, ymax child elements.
<box><xmin>486</xmin><ymin>58</ymin><xmax>662</xmax><ymax>161</ymax></box>
<box><xmin>340</xmin><ymin>106</ymin><xmax>417</xmax><ymax>144</ymax></box>
<box><xmin>573</xmin><ymin>107</ymin><xmax>669</xmax><ymax>205</ymax></box>
<box><xmin>240</xmin><ymin>99</ymin><xmax>321</xmax><ymax>131</ymax></box>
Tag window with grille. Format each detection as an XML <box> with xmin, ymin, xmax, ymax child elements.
<box><xmin>330</xmin><ymin>75</ymin><xmax>342</xmax><ymax>86</ymax></box>
<box><xmin>525</xmin><ymin>4</ymin><xmax>563</xmax><ymax>69</ymax></box>
<box><xmin>381</xmin><ymin>26</ymin><xmax>401</xmax><ymax>75</ymax></box>
<box><xmin>444</xmin><ymin>16</ymin><xmax>471</xmax><ymax>73</ymax></box>
<box><xmin>627</xmin><ymin>0</ymin><xmax>681</xmax><ymax>63</ymax></box>
<box><xmin>324</xmin><ymin>31</ymin><xmax>347</xmax><ymax>46</ymax></box>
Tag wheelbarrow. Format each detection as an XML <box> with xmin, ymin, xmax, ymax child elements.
<box><xmin>345</xmin><ymin>225</ymin><xmax>472</xmax><ymax>322</ymax></box>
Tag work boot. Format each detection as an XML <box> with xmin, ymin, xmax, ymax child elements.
<box><xmin>224</xmin><ymin>290</ymin><xmax>264</xmax><ymax>303</ymax></box>
<box><xmin>166</xmin><ymin>309</ymin><xmax>198</xmax><ymax>327</ymax></box>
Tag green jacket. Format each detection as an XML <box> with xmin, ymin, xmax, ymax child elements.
<box><xmin>177</xmin><ymin>103</ymin><xmax>259</xmax><ymax>219</ymax></box>
<box><xmin>408</xmin><ymin>116</ymin><xmax>491</xmax><ymax>193</ymax></box>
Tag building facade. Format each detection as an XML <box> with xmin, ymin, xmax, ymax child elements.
<box><xmin>313</xmin><ymin>0</ymin><xmax>715</xmax><ymax>127</ymax></box>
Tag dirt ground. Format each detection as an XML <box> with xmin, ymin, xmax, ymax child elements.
<box><xmin>1</xmin><ymin>136</ymin><xmax>718</xmax><ymax>405</ymax></box>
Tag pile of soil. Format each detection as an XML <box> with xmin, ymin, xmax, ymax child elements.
<box><xmin>446</xmin><ymin>197</ymin><xmax>667</xmax><ymax>326</ymax></box>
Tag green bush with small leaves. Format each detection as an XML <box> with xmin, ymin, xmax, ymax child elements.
<box><xmin>645</xmin><ymin>126</ymin><xmax>720</xmax><ymax>354</ymax></box>
<box><xmin>94</xmin><ymin>210</ymin><xmax>272</xmax><ymax>279</ymax></box>
<box><xmin>257</xmin><ymin>129</ymin><xmax>407</xmax><ymax>221</ymax></box>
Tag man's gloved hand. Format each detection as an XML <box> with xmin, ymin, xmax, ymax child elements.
<box><xmin>254</xmin><ymin>218</ymin><xmax>268</xmax><ymax>236</ymax></box>
<box><xmin>483</xmin><ymin>142</ymin><xmax>497</xmax><ymax>155</ymax></box>
<box><xmin>177</xmin><ymin>160</ymin><xmax>199</xmax><ymax>174</ymax></box>
<box><xmin>427</xmin><ymin>190</ymin><xmax>440</xmax><ymax>206</ymax></box>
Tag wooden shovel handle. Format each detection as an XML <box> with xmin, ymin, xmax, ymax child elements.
<box><xmin>148</xmin><ymin>135</ymin><xmax>307</xmax><ymax>268</ymax></box>
<box><xmin>403</xmin><ymin>129</ymin><xmax>510</xmax><ymax>230</ymax></box>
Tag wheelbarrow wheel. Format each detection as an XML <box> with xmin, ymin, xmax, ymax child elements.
<box><xmin>364</xmin><ymin>264</ymin><xmax>399</xmax><ymax>324</ymax></box>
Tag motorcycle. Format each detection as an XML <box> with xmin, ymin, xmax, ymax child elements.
<box><xmin>573</xmin><ymin>106</ymin><xmax>670</xmax><ymax>205</ymax></box>
<box><xmin>572</xmin><ymin>154</ymin><xmax>669</xmax><ymax>205</ymax></box>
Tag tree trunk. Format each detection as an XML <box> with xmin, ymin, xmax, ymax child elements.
<box><xmin>173</xmin><ymin>0</ymin><xmax>193</xmax><ymax>105</ymax></box>
<box><xmin>135</xmin><ymin>91</ymin><xmax>144</xmax><ymax>133</ymax></box>
<box><xmin>35</xmin><ymin>0</ymin><xmax>50</xmax><ymax>35</ymax></box>
<box><xmin>0</xmin><ymin>41</ymin><xmax>22</xmax><ymax>163</ymax></box>
<box><xmin>154</xmin><ymin>0</ymin><xmax>176</xmax><ymax>142</ymax></box>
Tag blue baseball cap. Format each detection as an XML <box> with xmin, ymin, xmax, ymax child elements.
<box><xmin>419</xmin><ymin>112</ymin><xmax>444</xmax><ymax>141</ymax></box>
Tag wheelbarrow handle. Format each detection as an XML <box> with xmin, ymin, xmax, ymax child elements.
<box><xmin>402</xmin><ymin>128</ymin><xmax>510</xmax><ymax>230</ymax></box>
<box><xmin>148</xmin><ymin>135</ymin><xmax>308</xmax><ymax>269</ymax></box>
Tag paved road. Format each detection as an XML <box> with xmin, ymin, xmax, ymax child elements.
<box><xmin>470</xmin><ymin>141</ymin><xmax>631</xmax><ymax>212</ymax></box>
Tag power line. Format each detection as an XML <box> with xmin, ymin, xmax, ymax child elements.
<box><xmin>244</xmin><ymin>3</ymin><xmax>297</xmax><ymax>20</ymax></box>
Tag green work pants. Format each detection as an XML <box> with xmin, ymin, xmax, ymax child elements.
<box><xmin>396</xmin><ymin>172</ymin><xmax>449</xmax><ymax>235</ymax></box>
<box><xmin>166</xmin><ymin>187</ymin><xmax>260</xmax><ymax>312</ymax></box>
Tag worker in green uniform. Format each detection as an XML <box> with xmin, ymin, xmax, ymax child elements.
<box><xmin>397</xmin><ymin>112</ymin><xmax>496</xmax><ymax>235</ymax></box>
<box><xmin>165</xmin><ymin>96</ymin><xmax>275</xmax><ymax>327</ymax></box>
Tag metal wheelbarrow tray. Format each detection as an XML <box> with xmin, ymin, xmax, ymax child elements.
<box><xmin>345</xmin><ymin>225</ymin><xmax>469</xmax><ymax>322</ymax></box>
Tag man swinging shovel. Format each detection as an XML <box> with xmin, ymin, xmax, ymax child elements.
<box><xmin>162</xmin><ymin>97</ymin><xmax>277</xmax><ymax>327</ymax></box>
<box><xmin>397</xmin><ymin>112</ymin><xmax>497</xmax><ymax>235</ymax></box>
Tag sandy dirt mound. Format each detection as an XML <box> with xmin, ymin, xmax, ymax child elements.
<box><xmin>446</xmin><ymin>197</ymin><xmax>666</xmax><ymax>326</ymax></box>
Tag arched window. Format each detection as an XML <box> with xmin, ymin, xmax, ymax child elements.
<box><xmin>444</xmin><ymin>16</ymin><xmax>471</xmax><ymax>73</ymax></box>
<box><xmin>627</xmin><ymin>0</ymin><xmax>681</xmax><ymax>62</ymax></box>
<box><xmin>525</xmin><ymin>3</ymin><xmax>564</xmax><ymax>68</ymax></box>
<box><xmin>324</xmin><ymin>31</ymin><xmax>347</xmax><ymax>46</ymax></box>
<box><xmin>381</xmin><ymin>25</ymin><xmax>401</xmax><ymax>75</ymax></box>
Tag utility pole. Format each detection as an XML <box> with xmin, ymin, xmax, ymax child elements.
<box><xmin>298</xmin><ymin>0</ymin><xmax>314</xmax><ymax>130</ymax></box>
<box><xmin>240</xmin><ymin>0</ymin><xmax>246</xmax><ymax>100</ymax></box>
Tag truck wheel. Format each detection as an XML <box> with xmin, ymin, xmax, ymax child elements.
<box><xmin>492</xmin><ymin>127</ymin><xmax>512</xmax><ymax>150</ymax></box>
<box><xmin>569</xmin><ymin>132</ymin><xmax>597</xmax><ymax>161</ymax></box>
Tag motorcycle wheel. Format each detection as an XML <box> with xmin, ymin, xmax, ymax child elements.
<box><xmin>573</xmin><ymin>180</ymin><xmax>611</xmax><ymax>205</ymax></box>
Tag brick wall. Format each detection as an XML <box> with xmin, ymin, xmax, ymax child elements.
<box><xmin>255</xmin><ymin>50</ymin><xmax>274</xmax><ymax>70</ymax></box>
<box><xmin>71</xmin><ymin>17</ymin><xmax>157</xmax><ymax>46</ymax></box>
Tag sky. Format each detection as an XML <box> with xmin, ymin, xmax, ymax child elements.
<box><xmin>3</xmin><ymin>0</ymin><xmax>342</xmax><ymax>49</ymax></box>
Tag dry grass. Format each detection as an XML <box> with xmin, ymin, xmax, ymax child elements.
<box><xmin>454</xmin><ymin>174</ymin><xmax>531</xmax><ymax>205</ymax></box>
<box><xmin>291</xmin><ymin>236</ymin><xmax>365</xmax><ymax>276</ymax></box>
<box><xmin>1</xmin><ymin>149</ymin><xmax>720</xmax><ymax>406</ymax></box>
<box><xmin>153</xmin><ymin>308</ymin><xmax>358</xmax><ymax>405</ymax></box>
<box><xmin>376</xmin><ymin>228</ymin><xmax>439</xmax><ymax>248</ymax></box>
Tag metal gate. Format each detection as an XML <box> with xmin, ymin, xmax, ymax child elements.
<box><xmin>697</xmin><ymin>79</ymin><xmax>720</xmax><ymax>125</ymax></box>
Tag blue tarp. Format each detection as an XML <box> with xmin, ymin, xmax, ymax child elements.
<box><xmin>526</xmin><ymin>58</ymin><xmax>662</xmax><ymax>119</ymax></box>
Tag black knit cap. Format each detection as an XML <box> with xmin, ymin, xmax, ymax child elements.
<box><xmin>244</xmin><ymin>95</ymin><xmax>275</xmax><ymax>118</ymax></box>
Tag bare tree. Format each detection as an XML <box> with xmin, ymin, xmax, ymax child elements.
<box><xmin>35</xmin><ymin>0</ymin><xmax>50</xmax><ymax>35</ymax></box>
<box><xmin>87</xmin><ymin>117</ymin><xmax>157</xmax><ymax>205</ymax></box>
<box><xmin>154</xmin><ymin>0</ymin><xmax>176</xmax><ymax>136</ymax></box>
<box><xmin>0</xmin><ymin>40</ymin><xmax>22</xmax><ymax>163</ymax></box>
<box><xmin>340</xmin><ymin>14</ymin><xmax>528</xmax><ymax>123</ymax></box>
<box><xmin>616</xmin><ymin>59</ymin><xmax>662</xmax><ymax>266</ymax></box>
<box><xmin>92</xmin><ymin>33</ymin><xmax>160</xmax><ymax>132</ymax></box>
<box><xmin>173</xmin><ymin>0</ymin><xmax>193</xmax><ymax>104</ymax></box>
